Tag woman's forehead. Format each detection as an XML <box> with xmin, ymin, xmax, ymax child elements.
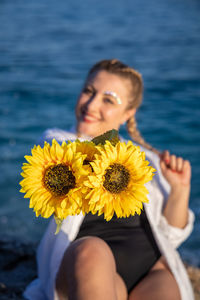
<box><xmin>86</xmin><ymin>70</ymin><xmax>131</xmax><ymax>96</ymax></box>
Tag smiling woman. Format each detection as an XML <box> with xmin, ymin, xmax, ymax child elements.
<box><xmin>23</xmin><ymin>59</ymin><xmax>194</xmax><ymax>300</ymax></box>
<box><xmin>75</xmin><ymin>70</ymin><xmax>136</xmax><ymax>138</ymax></box>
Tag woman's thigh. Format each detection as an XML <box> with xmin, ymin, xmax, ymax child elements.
<box><xmin>56</xmin><ymin>236</ymin><xmax>128</xmax><ymax>300</ymax></box>
<box><xmin>128</xmin><ymin>256</ymin><xmax>181</xmax><ymax>300</ymax></box>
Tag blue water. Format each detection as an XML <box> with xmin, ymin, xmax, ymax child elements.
<box><xmin>0</xmin><ymin>0</ymin><xmax>200</xmax><ymax>265</ymax></box>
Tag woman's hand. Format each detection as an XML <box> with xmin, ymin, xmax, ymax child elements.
<box><xmin>160</xmin><ymin>150</ymin><xmax>191</xmax><ymax>228</ymax></box>
<box><xmin>159</xmin><ymin>150</ymin><xmax>191</xmax><ymax>189</ymax></box>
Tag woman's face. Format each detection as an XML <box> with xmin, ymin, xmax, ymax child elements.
<box><xmin>75</xmin><ymin>70</ymin><xmax>136</xmax><ymax>137</ymax></box>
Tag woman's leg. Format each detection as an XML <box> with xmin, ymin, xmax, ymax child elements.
<box><xmin>56</xmin><ymin>236</ymin><xmax>128</xmax><ymax>300</ymax></box>
<box><xmin>128</xmin><ymin>257</ymin><xmax>181</xmax><ymax>300</ymax></box>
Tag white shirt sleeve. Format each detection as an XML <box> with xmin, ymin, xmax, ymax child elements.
<box><xmin>145</xmin><ymin>147</ymin><xmax>195</xmax><ymax>249</ymax></box>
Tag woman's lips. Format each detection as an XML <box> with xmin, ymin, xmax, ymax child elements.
<box><xmin>82</xmin><ymin>113</ymin><xmax>99</xmax><ymax>123</ymax></box>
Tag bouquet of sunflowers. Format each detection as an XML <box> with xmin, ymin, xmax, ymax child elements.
<box><xmin>20</xmin><ymin>130</ymin><xmax>156</xmax><ymax>233</ymax></box>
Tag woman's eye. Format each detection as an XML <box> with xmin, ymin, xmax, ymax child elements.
<box><xmin>103</xmin><ymin>98</ymin><xmax>114</xmax><ymax>104</ymax></box>
<box><xmin>83</xmin><ymin>87</ymin><xmax>93</xmax><ymax>94</ymax></box>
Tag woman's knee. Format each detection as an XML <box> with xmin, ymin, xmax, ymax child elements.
<box><xmin>56</xmin><ymin>236</ymin><xmax>118</xmax><ymax>299</ymax></box>
<box><xmin>62</xmin><ymin>236</ymin><xmax>116</xmax><ymax>274</ymax></box>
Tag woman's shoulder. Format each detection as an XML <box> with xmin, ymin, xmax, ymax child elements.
<box><xmin>38</xmin><ymin>127</ymin><xmax>78</xmax><ymax>145</ymax></box>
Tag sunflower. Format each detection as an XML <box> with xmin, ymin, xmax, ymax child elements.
<box><xmin>84</xmin><ymin>140</ymin><xmax>156</xmax><ymax>221</ymax></box>
<box><xmin>75</xmin><ymin>140</ymin><xmax>100</xmax><ymax>168</ymax></box>
<box><xmin>73</xmin><ymin>140</ymin><xmax>100</xmax><ymax>212</ymax></box>
<box><xmin>20</xmin><ymin>139</ymin><xmax>89</xmax><ymax>220</ymax></box>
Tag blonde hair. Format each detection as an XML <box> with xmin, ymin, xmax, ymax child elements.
<box><xmin>87</xmin><ymin>59</ymin><xmax>159</xmax><ymax>154</ymax></box>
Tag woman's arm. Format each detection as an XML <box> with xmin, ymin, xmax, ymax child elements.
<box><xmin>160</xmin><ymin>150</ymin><xmax>191</xmax><ymax>229</ymax></box>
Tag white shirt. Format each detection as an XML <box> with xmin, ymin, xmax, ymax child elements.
<box><xmin>24</xmin><ymin>128</ymin><xmax>195</xmax><ymax>300</ymax></box>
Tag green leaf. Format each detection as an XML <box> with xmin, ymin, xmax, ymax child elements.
<box><xmin>92</xmin><ymin>129</ymin><xmax>120</xmax><ymax>146</ymax></box>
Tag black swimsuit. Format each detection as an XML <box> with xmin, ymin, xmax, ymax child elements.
<box><xmin>75</xmin><ymin>209</ymin><xmax>161</xmax><ymax>292</ymax></box>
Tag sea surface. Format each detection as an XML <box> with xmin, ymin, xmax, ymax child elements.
<box><xmin>0</xmin><ymin>0</ymin><xmax>200</xmax><ymax>265</ymax></box>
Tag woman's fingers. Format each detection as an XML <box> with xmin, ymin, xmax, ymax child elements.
<box><xmin>183</xmin><ymin>160</ymin><xmax>191</xmax><ymax>177</ymax></box>
<box><xmin>160</xmin><ymin>151</ymin><xmax>191</xmax><ymax>186</ymax></box>
<box><xmin>160</xmin><ymin>151</ymin><xmax>185</xmax><ymax>173</ymax></box>
<box><xmin>160</xmin><ymin>150</ymin><xmax>170</xmax><ymax>163</ymax></box>
<box><xmin>169</xmin><ymin>155</ymin><xmax>176</xmax><ymax>171</ymax></box>
<box><xmin>177</xmin><ymin>157</ymin><xmax>184</xmax><ymax>172</ymax></box>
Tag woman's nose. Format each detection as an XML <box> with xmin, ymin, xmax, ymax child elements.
<box><xmin>84</xmin><ymin>93</ymin><xmax>101</xmax><ymax>111</ymax></box>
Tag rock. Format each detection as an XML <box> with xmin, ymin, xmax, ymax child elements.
<box><xmin>0</xmin><ymin>239</ymin><xmax>199</xmax><ymax>299</ymax></box>
<box><xmin>185</xmin><ymin>263</ymin><xmax>200</xmax><ymax>300</ymax></box>
<box><xmin>0</xmin><ymin>239</ymin><xmax>37</xmax><ymax>300</ymax></box>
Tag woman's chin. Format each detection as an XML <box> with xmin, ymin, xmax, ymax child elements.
<box><xmin>76</xmin><ymin>123</ymin><xmax>97</xmax><ymax>138</ymax></box>
<box><xmin>76</xmin><ymin>121</ymin><xmax>117</xmax><ymax>138</ymax></box>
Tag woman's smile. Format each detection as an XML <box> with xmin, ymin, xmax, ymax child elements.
<box><xmin>82</xmin><ymin>112</ymin><xmax>100</xmax><ymax>123</ymax></box>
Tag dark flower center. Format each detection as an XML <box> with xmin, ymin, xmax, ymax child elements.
<box><xmin>103</xmin><ymin>163</ymin><xmax>130</xmax><ymax>194</ymax></box>
<box><xmin>83</xmin><ymin>159</ymin><xmax>91</xmax><ymax>165</ymax></box>
<box><xmin>83</xmin><ymin>158</ymin><xmax>94</xmax><ymax>172</ymax></box>
<box><xmin>44</xmin><ymin>163</ymin><xmax>76</xmax><ymax>196</ymax></box>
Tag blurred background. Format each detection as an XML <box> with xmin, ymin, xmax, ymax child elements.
<box><xmin>0</xmin><ymin>0</ymin><xmax>199</xmax><ymax>266</ymax></box>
